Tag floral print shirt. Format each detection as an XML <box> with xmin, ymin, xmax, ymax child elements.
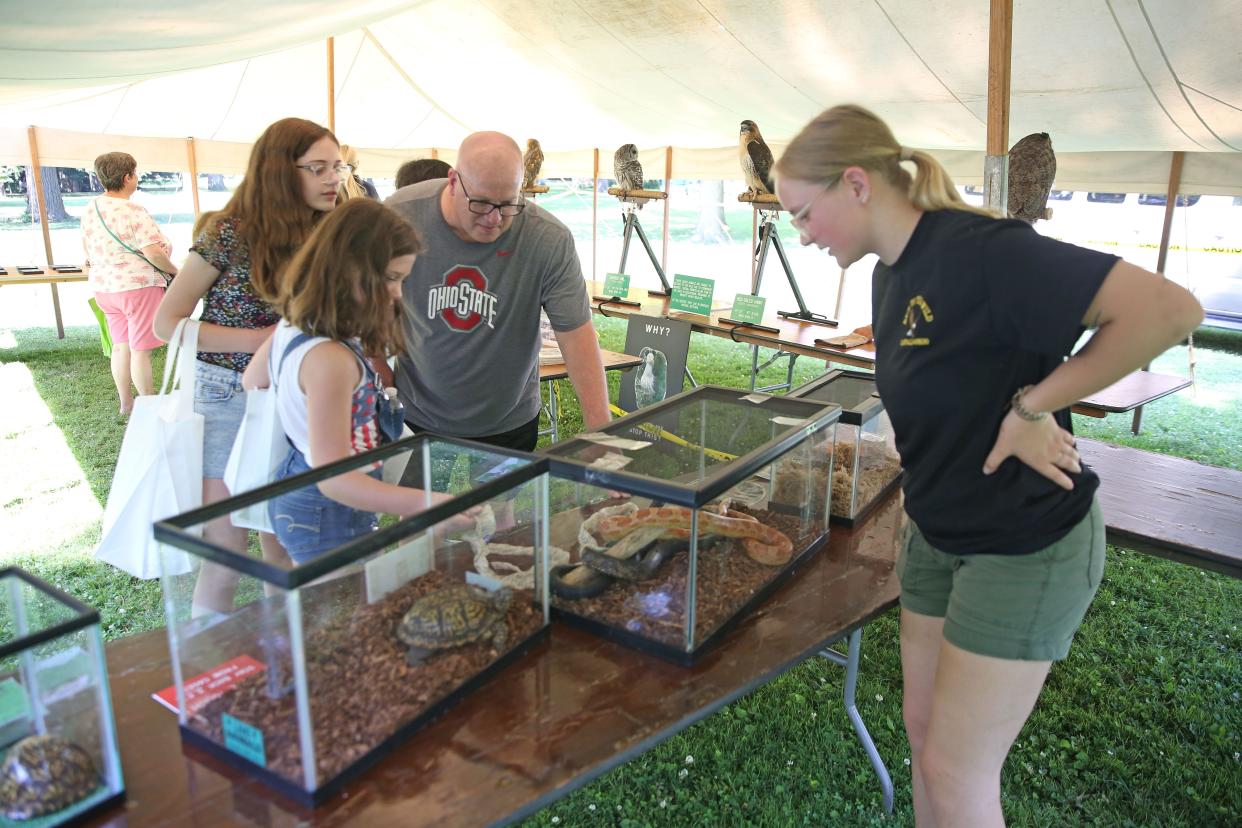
<box><xmin>81</xmin><ymin>196</ymin><xmax>171</xmax><ymax>293</ymax></box>
<box><xmin>190</xmin><ymin>217</ymin><xmax>280</xmax><ymax>373</ymax></box>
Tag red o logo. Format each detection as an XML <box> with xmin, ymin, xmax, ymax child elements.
<box><xmin>441</xmin><ymin>266</ymin><xmax>485</xmax><ymax>331</ymax></box>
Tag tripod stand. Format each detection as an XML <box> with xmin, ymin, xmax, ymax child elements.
<box><xmin>752</xmin><ymin>208</ymin><xmax>836</xmax><ymax>326</ymax></box>
<box><xmin>617</xmin><ymin>201</ymin><xmax>672</xmax><ymax>296</ymax></box>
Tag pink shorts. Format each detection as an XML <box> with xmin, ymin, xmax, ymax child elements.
<box><xmin>94</xmin><ymin>286</ymin><xmax>165</xmax><ymax>351</ymax></box>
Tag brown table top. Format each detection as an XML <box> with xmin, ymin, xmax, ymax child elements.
<box><xmin>1081</xmin><ymin>438</ymin><xmax>1242</xmax><ymax>577</ymax></box>
<box><xmin>587</xmin><ymin>281</ymin><xmax>876</xmax><ymax>370</ymax></box>
<box><xmin>86</xmin><ymin>494</ymin><xmax>905</xmax><ymax>827</ymax></box>
<box><xmin>0</xmin><ymin>264</ymin><xmax>89</xmax><ymax>285</ymax></box>
<box><xmin>538</xmin><ymin>348</ymin><xmax>642</xmax><ymax>381</ymax></box>
<box><xmin>1073</xmin><ymin>370</ymin><xmax>1191</xmax><ymax>415</ymax></box>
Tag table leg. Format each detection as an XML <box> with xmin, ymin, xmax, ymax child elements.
<box><xmin>549</xmin><ymin>380</ymin><xmax>559</xmax><ymax>443</ymax></box>
<box><xmin>50</xmin><ymin>283</ymin><xmax>65</xmax><ymax>339</ymax></box>
<box><xmin>1131</xmin><ymin>405</ymin><xmax>1145</xmax><ymax>435</ymax></box>
<box><xmin>819</xmin><ymin>628</ymin><xmax>894</xmax><ymax>814</ymax></box>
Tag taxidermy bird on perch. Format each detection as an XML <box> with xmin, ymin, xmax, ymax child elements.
<box><xmin>522</xmin><ymin>138</ymin><xmax>544</xmax><ymax>191</ymax></box>
<box><xmin>613</xmin><ymin>143</ymin><xmax>645</xmax><ymax>206</ymax></box>
<box><xmin>739</xmin><ymin>119</ymin><xmax>775</xmax><ymax>197</ymax></box>
<box><xmin>1007</xmin><ymin>132</ymin><xmax>1057</xmax><ymax>223</ymax></box>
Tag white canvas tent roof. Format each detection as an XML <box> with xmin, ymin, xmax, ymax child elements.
<box><xmin>1</xmin><ymin>0</ymin><xmax>1240</xmax><ymax>192</ymax></box>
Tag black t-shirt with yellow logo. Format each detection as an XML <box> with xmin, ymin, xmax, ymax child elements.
<box><xmin>873</xmin><ymin>209</ymin><xmax>1117</xmax><ymax>556</ymax></box>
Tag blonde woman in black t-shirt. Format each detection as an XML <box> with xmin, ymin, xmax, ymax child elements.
<box><xmin>774</xmin><ymin>105</ymin><xmax>1202</xmax><ymax>827</ymax></box>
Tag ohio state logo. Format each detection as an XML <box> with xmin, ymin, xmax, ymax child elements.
<box><xmin>426</xmin><ymin>266</ymin><xmax>499</xmax><ymax>331</ymax></box>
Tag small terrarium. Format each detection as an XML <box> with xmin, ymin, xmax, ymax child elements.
<box><xmin>154</xmin><ymin>435</ymin><xmax>550</xmax><ymax>805</ymax></box>
<box><xmin>790</xmin><ymin>369</ymin><xmax>901</xmax><ymax>525</ymax></box>
<box><xmin>542</xmin><ymin>385</ymin><xmax>841</xmax><ymax>664</ymax></box>
<box><xmin>0</xmin><ymin>568</ymin><xmax>125</xmax><ymax>825</ymax></box>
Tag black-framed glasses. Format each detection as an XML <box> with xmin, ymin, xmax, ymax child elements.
<box><xmin>457</xmin><ymin>174</ymin><xmax>525</xmax><ymax>217</ymax></box>
<box><xmin>295</xmin><ymin>162</ymin><xmax>353</xmax><ymax>178</ymax></box>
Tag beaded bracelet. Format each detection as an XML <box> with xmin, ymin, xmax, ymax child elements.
<box><xmin>1010</xmin><ymin>385</ymin><xmax>1048</xmax><ymax>422</ymax></box>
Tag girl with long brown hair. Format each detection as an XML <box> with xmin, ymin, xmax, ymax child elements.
<box><xmin>153</xmin><ymin>117</ymin><xmax>343</xmax><ymax>614</ymax></box>
<box><xmin>775</xmin><ymin>104</ymin><xmax>1202</xmax><ymax>826</ymax></box>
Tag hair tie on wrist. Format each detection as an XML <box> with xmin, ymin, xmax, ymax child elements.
<box><xmin>1010</xmin><ymin>385</ymin><xmax>1048</xmax><ymax>422</ymax></box>
<box><xmin>899</xmin><ymin>146</ymin><xmax>914</xmax><ymax>162</ymax></box>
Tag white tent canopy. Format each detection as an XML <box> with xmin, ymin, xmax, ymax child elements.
<box><xmin>1</xmin><ymin>0</ymin><xmax>1240</xmax><ymax>191</ymax></box>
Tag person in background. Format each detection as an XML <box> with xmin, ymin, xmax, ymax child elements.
<box><xmin>81</xmin><ymin>151</ymin><xmax>178</xmax><ymax>416</ymax></box>
<box><xmin>338</xmin><ymin>144</ymin><xmax>379</xmax><ymax>201</ymax></box>
<box><xmin>774</xmin><ymin>104</ymin><xmax>1203</xmax><ymax>827</ymax></box>
<box><xmin>395</xmin><ymin>158</ymin><xmax>451</xmax><ymax>190</ymax></box>
<box><xmin>153</xmin><ymin>117</ymin><xmax>342</xmax><ymax>618</ymax></box>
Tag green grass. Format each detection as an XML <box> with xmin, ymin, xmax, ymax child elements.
<box><xmin>2</xmin><ymin>321</ymin><xmax>1239</xmax><ymax>826</ymax></box>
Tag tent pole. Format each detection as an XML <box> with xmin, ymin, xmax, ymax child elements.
<box><xmin>592</xmin><ymin>148</ymin><xmax>599</xmax><ymax>282</ymax></box>
<box><xmin>26</xmin><ymin>126</ymin><xmax>64</xmax><ymax>338</ymax></box>
<box><xmin>430</xmin><ymin>148</ymin><xmax>438</xmax><ymax>159</ymax></box>
<box><xmin>326</xmin><ymin>38</ymin><xmax>336</xmax><ymax>134</ymax></box>
<box><xmin>984</xmin><ymin>0</ymin><xmax>1012</xmax><ymax>214</ymax></box>
<box><xmin>661</xmin><ymin>147</ymin><xmax>672</xmax><ymax>273</ymax></box>
<box><xmin>186</xmin><ymin>138</ymin><xmax>201</xmax><ymax>218</ymax></box>
<box><xmin>1132</xmin><ymin>150</ymin><xmax>1188</xmax><ymax>435</ymax></box>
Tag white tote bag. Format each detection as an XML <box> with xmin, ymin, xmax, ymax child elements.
<box><xmin>96</xmin><ymin>319</ymin><xmax>202</xmax><ymax>579</ymax></box>
<box><xmin>222</xmin><ymin>385</ymin><xmax>285</xmax><ymax>532</ymax></box>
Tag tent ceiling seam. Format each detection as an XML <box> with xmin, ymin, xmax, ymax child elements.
<box><xmin>1181</xmin><ymin>82</ymin><xmax>1242</xmax><ymax>115</ymax></box>
<box><xmin>693</xmin><ymin>0</ymin><xmax>821</xmax><ymax>108</ymax></box>
<box><xmin>870</xmin><ymin>0</ymin><xmax>983</xmax><ymax>127</ymax></box>
<box><xmin>1104</xmin><ymin>0</ymin><xmax>1208</xmax><ymax>151</ymax></box>
<box><xmin>395</xmin><ymin>106</ymin><xmax>437</xmax><ymax>150</ymax></box>
<box><xmin>335</xmin><ymin>36</ymin><xmax>365</xmax><ymax>107</ymax></box>
<box><xmin>361</xmin><ymin>26</ymin><xmax>473</xmax><ymax>134</ymax></box>
<box><xmin>476</xmin><ymin>0</ymin><xmax>707</xmax><ymax>136</ymax></box>
<box><xmin>1136</xmin><ymin>0</ymin><xmax>1238</xmax><ymax>151</ymax></box>
<box><xmin>100</xmin><ymin>83</ymin><xmax>133</xmax><ymax>134</ymax></box>
<box><xmin>210</xmin><ymin>59</ymin><xmax>251</xmax><ymax>141</ymax></box>
<box><xmin>569</xmin><ymin>0</ymin><xmax>741</xmax><ymax>118</ymax></box>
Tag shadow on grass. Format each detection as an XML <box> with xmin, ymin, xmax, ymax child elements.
<box><xmin>0</xmin><ymin>324</ymin><xmax>167</xmax><ymax>507</ymax></box>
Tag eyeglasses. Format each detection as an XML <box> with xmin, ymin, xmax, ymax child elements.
<box><xmin>295</xmin><ymin>162</ymin><xmax>353</xmax><ymax>178</ymax></box>
<box><xmin>788</xmin><ymin>178</ymin><xmax>838</xmax><ymax>229</ymax></box>
<box><xmin>457</xmin><ymin>174</ymin><xmax>525</xmax><ymax>217</ymax></box>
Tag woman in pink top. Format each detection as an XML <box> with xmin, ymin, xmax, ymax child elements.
<box><xmin>81</xmin><ymin>152</ymin><xmax>179</xmax><ymax>415</ymax></box>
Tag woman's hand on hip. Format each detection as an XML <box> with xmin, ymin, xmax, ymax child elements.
<box><xmin>982</xmin><ymin>409</ymin><xmax>1081</xmax><ymax>490</ymax></box>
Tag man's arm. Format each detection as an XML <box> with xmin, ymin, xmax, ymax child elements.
<box><xmin>554</xmin><ymin>320</ymin><xmax>611</xmax><ymax>431</ymax></box>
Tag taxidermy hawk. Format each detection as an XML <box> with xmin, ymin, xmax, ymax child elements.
<box><xmin>522</xmin><ymin>138</ymin><xmax>544</xmax><ymax>191</ymax></box>
<box><xmin>739</xmin><ymin>119</ymin><xmax>774</xmax><ymax>197</ymax></box>
<box><xmin>1007</xmin><ymin>132</ymin><xmax>1056</xmax><ymax>223</ymax></box>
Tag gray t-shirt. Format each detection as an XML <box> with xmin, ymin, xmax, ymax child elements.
<box><xmin>386</xmin><ymin>180</ymin><xmax>591</xmax><ymax>437</ymax></box>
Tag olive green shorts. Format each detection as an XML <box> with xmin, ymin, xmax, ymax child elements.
<box><xmin>896</xmin><ymin>499</ymin><xmax>1105</xmax><ymax>662</ymax></box>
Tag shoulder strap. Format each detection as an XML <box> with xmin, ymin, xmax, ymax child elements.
<box><xmin>271</xmin><ymin>331</ymin><xmax>316</xmax><ymax>393</ymax></box>
<box><xmin>93</xmin><ymin>199</ymin><xmax>172</xmax><ymax>277</ymax></box>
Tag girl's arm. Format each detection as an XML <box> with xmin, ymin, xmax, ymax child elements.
<box><xmin>984</xmin><ymin>260</ymin><xmax>1203</xmax><ymax>488</ymax></box>
<box><xmin>153</xmin><ymin>252</ymin><xmax>274</xmax><ymax>352</ymax></box>
<box><xmin>242</xmin><ymin>333</ymin><xmax>275</xmax><ymax>390</ymax></box>
<box><xmin>301</xmin><ymin>343</ymin><xmax>446</xmax><ymax>517</ymax></box>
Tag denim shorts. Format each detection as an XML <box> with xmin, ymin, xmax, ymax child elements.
<box><xmin>268</xmin><ymin>447</ymin><xmax>380</xmax><ymax>565</ymax></box>
<box><xmin>896</xmin><ymin>498</ymin><xmax>1105</xmax><ymax>662</ymax></box>
<box><xmin>194</xmin><ymin>361</ymin><xmax>246</xmax><ymax>479</ymax></box>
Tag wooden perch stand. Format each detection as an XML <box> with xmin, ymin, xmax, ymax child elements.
<box><xmin>738</xmin><ymin>192</ymin><xmax>783</xmax><ymax>209</ymax></box>
<box><xmin>607</xmin><ymin>187</ymin><xmax>667</xmax><ymax>202</ymax></box>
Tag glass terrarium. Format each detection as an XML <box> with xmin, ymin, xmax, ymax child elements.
<box><xmin>0</xmin><ymin>568</ymin><xmax>125</xmax><ymax>825</ymax></box>
<box><xmin>542</xmin><ymin>385</ymin><xmax>841</xmax><ymax>664</ymax></box>
<box><xmin>791</xmin><ymin>369</ymin><xmax>901</xmax><ymax>525</ymax></box>
<box><xmin>154</xmin><ymin>435</ymin><xmax>550</xmax><ymax>806</ymax></box>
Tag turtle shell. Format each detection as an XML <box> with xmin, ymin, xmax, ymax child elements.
<box><xmin>0</xmin><ymin>734</ymin><xmax>99</xmax><ymax>820</ymax></box>
<box><xmin>397</xmin><ymin>584</ymin><xmax>512</xmax><ymax>650</ymax></box>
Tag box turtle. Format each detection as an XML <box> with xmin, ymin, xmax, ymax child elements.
<box><xmin>0</xmin><ymin>734</ymin><xmax>99</xmax><ymax>820</ymax></box>
<box><xmin>397</xmin><ymin>584</ymin><xmax>512</xmax><ymax>665</ymax></box>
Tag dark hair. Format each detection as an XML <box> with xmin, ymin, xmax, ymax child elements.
<box><xmin>94</xmin><ymin>152</ymin><xmax>136</xmax><ymax>191</ymax></box>
<box><xmin>194</xmin><ymin>117</ymin><xmax>338</xmax><ymax>301</ymax></box>
<box><xmin>396</xmin><ymin>158</ymin><xmax>452</xmax><ymax>190</ymax></box>
<box><xmin>273</xmin><ymin>199</ymin><xmax>424</xmax><ymax>358</ymax></box>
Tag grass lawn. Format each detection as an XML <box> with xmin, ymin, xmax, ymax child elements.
<box><xmin>0</xmin><ymin>320</ymin><xmax>1238</xmax><ymax>826</ymax></box>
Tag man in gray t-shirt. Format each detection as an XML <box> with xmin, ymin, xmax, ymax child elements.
<box><xmin>385</xmin><ymin>132</ymin><xmax>609</xmax><ymax>450</ymax></box>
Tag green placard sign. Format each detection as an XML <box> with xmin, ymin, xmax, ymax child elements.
<box><xmin>0</xmin><ymin>679</ymin><xmax>30</xmax><ymax>726</ymax></box>
<box><xmin>730</xmin><ymin>294</ymin><xmax>767</xmax><ymax>325</ymax></box>
<box><xmin>222</xmin><ymin>713</ymin><xmax>267</xmax><ymax>767</ymax></box>
<box><xmin>602</xmin><ymin>272</ymin><xmax>630</xmax><ymax>297</ymax></box>
<box><xmin>669</xmin><ymin>274</ymin><xmax>716</xmax><ymax>316</ymax></box>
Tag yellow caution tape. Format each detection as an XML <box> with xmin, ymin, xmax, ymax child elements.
<box><xmin>607</xmin><ymin>403</ymin><xmax>736</xmax><ymax>462</ymax></box>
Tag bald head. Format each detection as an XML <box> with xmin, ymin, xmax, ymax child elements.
<box><xmin>456</xmin><ymin>132</ymin><xmax>523</xmax><ymax>191</ymax></box>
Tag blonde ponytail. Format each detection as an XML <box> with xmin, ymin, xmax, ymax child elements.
<box><xmin>775</xmin><ymin>105</ymin><xmax>995</xmax><ymax>218</ymax></box>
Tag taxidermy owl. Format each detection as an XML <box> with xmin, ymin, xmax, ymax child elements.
<box><xmin>522</xmin><ymin>138</ymin><xmax>544</xmax><ymax>191</ymax></box>
<box><xmin>1007</xmin><ymin>132</ymin><xmax>1056</xmax><ymax>223</ymax></box>
<box><xmin>614</xmin><ymin>143</ymin><xmax>644</xmax><ymax>192</ymax></box>
<box><xmin>739</xmin><ymin>119</ymin><xmax>774</xmax><ymax>197</ymax></box>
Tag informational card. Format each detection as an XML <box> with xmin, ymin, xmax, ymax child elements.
<box><xmin>151</xmin><ymin>655</ymin><xmax>266</xmax><ymax>716</ymax></box>
<box><xmin>222</xmin><ymin>713</ymin><xmax>267</xmax><ymax>768</ymax></box>
<box><xmin>730</xmin><ymin>294</ymin><xmax>767</xmax><ymax>325</ymax></box>
<box><xmin>669</xmin><ymin>274</ymin><xmax>716</xmax><ymax>316</ymax></box>
<box><xmin>365</xmin><ymin>533</ymin><xmax>432</xmax><ymax>604</ymax></box>
<box><xmin>602</xmin><ymin>272</ymin><xmax>631</xmax><ymax>297</ymax></box>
